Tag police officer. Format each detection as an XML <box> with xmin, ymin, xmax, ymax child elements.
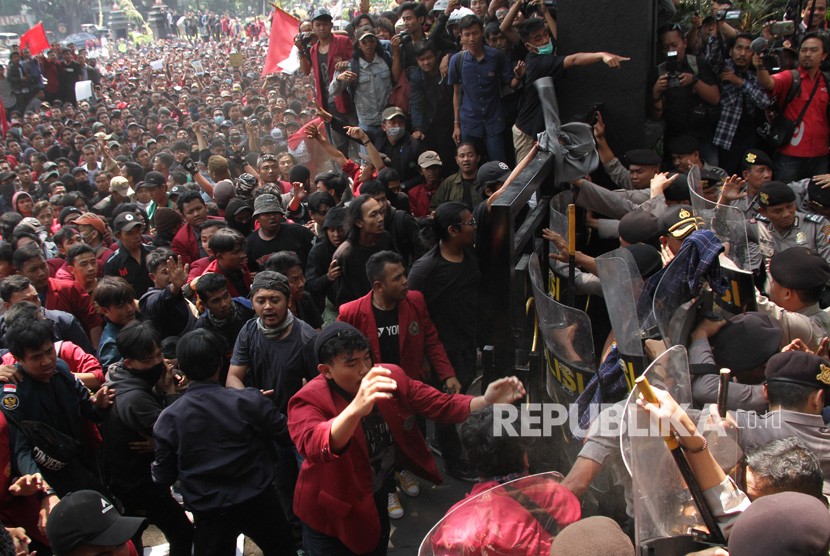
<box><xmin>755</xmin><ymin>247</ymin><xmax>830</xmax><ymax>349</ymax></box>
<box><xmin>755</xmin><ymin>181</ymin><xmax>830</xmax><ymax>265</ymax></box>
<box><xmin>718</xmin><ymin>149</ymin><xmax>773</xmax><ymax>220</ymax></box>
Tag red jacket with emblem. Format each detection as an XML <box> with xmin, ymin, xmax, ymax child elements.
<box><xmin>337</xmin><ymin>290</ymin><xmax>455</xmax><ymax>382</ymax></box>
<box><xmin>288</xmin><ymin>365</ymin><xmax>473</xmax><ymax>554</ymax></box>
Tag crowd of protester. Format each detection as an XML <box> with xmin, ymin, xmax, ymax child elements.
<box><xmin>1</xmin><ymin>0</ymin><xmax>830</xmax><ymax>553</ymax></box>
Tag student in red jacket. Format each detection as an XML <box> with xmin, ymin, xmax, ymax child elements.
<box><xmin>288</xmin><ymin>322</ymin><xmax>525</xmax><ymax>555</ymax></box>
<box><xmin>171</xmin><ymin>191</ymin><xmax>222</xmax><ymax>264</ymax></box>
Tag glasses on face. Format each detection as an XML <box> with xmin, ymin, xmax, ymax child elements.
<box><xmin>457</xmin><ymin>218</ymin><xmax>477</xmax><ymax>227</ymax></box>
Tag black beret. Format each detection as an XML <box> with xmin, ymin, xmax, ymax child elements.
<box><xmin>658</xmin><ymin>204</ymin><xmax>698</xmax><ymax>239</ymax></box>
<box><xmin>728</xmin><ymin>492</ymin><xmax>830</xmax><ymax>556</ymax></box>
<box><xmin>758</xmin><ymin>181</ymin><xmax>795</xmax><ymax>207</ymax></box>
<box><xmin>623</xmin><ymin>243</ymin><xmax>662</xmax><ymax>279</ymax></box>
<box><xmin>666</xmin><ymin>134</ymin><xmax>700</xmax><ymax>155</ymax></box>
<box><xmin>248</xmin><ymin>270</ymin><xmax>290</xmax><ymax>298</ymax></box>
<box><xmin>742</xmin><ymin>149</ymin><xmax>773</xmax><ymax>169</ymax></box>
<box><xmin>808</xmin><ymin>178</ymin><xmax>830</xmax><ymax>208</ymax></box>
<box><xmin>618</xmin><ymin>211</ymin><xmax>660</xmax><ymax>246</ymax></box>
<box><xmin>624</xmin><ymin>149</ymin><xmax>661</xmax><ymax>167</ymax></box>
<box><xmin>765</xmin><ymin>350</ymin><xmax>830</xmax><ymax>389</ymax></box>
<box><xmin>663</xmin><ymin>174</ymin><xmax>692</xmax><ymax>203</ymax></box>
<box><xmin>769</xmin><ymin>246</ymin><xmax>830</xmax><ymax>290</ymax></box>
<box><xmin>314</xmin><ymin>321</ymin><xmax>363</xmax><ymax>362</ymax></box>
<box><xmin>710</xmin><ymin>312</ymin><xmax>782</xmax><ymax>374</ymax></box>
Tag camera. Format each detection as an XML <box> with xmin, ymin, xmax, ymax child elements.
<box><xmin>665</xmin><ymin>51</ymin><xmax>682</xmax><ymax>88</ymax></box>
<box><xmin>399</xmin><ymin>32</ymin><xmax>412</xmax><ymax>45</ymax></box>
<box><xmin>751</xmin><ymin>37</ymin><xmax>783</xmax><ymax>73</ymax></box>
<box><xmin>300</xmin><ymin>32</ymin><xmax>317</xmax><ymax>49</ymax></box>
<box><xmin>769</xmin><ymin>20</ymin><xmax>795</xmax><ymax>36</ymax></box>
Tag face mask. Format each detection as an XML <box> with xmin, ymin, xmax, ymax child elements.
<box><xmin>537</xmin><ymin>42</ymin><xmax>553</xmax><ymax>55</ymax></box>
<box><xmin>214</xmin><ymin>115</ymin><xmax>224</xmax><ymax>125</ymax></box>
<box><xmin>386</xmin><ymin>126</ymin><xmax>405</xmax><ymax>141</ymax></box>
<box><xmin>129</xmin><ymin>361</ymin><xmax>167</xmax><ymax>386</ymax></box>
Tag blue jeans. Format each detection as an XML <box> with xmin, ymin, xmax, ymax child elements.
<box><xmin>303</xmin><ymin>487</ymin><xmax>391</xmax><ymax>555</ymax></box>
<box><xmin>463</xmin><ymin>130</ymin><xmax>507</xmax><ymax>163</ymax></box>
<box><xmin>775</xmin><ymin>153</ymin><xmax>828</xmax><ymax>183</ymax></box>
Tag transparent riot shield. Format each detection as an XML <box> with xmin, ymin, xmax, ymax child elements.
<box><xmin>419</xmin><ymin>471</ymin><xmax>576</xmax><ymax>556</ymax></box>
<box><xmin>596</xmin><ymin>249</ymin><xmax>647</xmax><ymax>388</ymax></box>
<box><xmin>619</xmin><ymin>346</ymin><xmax>741</xmax><ymax>551</ymax></box>
<box><xmin>547</xmin><ymin>193</ymin><xmax>575</xmax><ymax>303</ymax></box>
<box><xmin>529</xmin><ymin>254</ymin><xmax>596</xmax><ymax>402</ymax></box>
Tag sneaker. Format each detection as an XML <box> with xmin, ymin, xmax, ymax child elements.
<box><xmin>445</xmin><ymin>461</ymin><xmax>479</xmax><ymax>483</ymax></box>
<box><xmin>396</xmin><ymin>470</ymin><xmax>420</xmax><ymax>497</ymax></box>
<box><xmin>387</xmin><ymin>491</ymin><xmax>405</xmax><ymax>519</ymax></box>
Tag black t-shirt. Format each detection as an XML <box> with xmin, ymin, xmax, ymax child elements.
<box><xmin>515</xmin><ymin>53</ymin><xmax>566</xmax><ymax>137</ymax></box>
<box><xmin>660</xmin><ymin>55</ymin><xmax>717</xmax><ymax>136</ymax></box>
<box><xmin>373</xmin><ymin>304</ymin><xmax>400</xmax><ymax>365</ymax></box>
<box><xmin>335</xmin><ymin>233</ymin><xmax>396</xmax><ymax>307</ymax></box>
<box><xmin>295</xmin><ymin>291</ymin><xmax>324</xmax><ymax>329</ymax></box>
<box><xmin>245</xmin><ymin>223</ymin><xmax>315</xmax><ymax>272</ymax></box>
<box><xmin>408</xmin><ymin>247</ymin><xmax>481</xmax><ymax>352</ymax></box>
<box><xmin>318</xmin><ymin>50</ymin><xmax>330</xmax><ymax>107</ymax></box>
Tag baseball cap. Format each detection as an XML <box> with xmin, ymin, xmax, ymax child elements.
<box><xmin>0</xmin><ymin>171</ymin><xmax>14</xmax><ymax>182</ymax></box>
<box><xmin>356</xmin><ymin>26</ymin><xmax>376</xmax><ymax>42</ymax></box>
<box><xmin>169</xmin><ymin>185</ymin><xmax>188</xmax><ymax>197</ymax></box>
<box><xmin>70</xmin><ymin>167</ymin><xmax>88</xmax><ymax>176</ymax></box>
<box><xmin>113</xmin><ymin>212</ymin><xmax>144</xmax><ymax>233</ymax></box>
<box><xmin>311</xmin><ymin>7</ymin><xmax>332</xmax><ymax>20</ymax></box>
<box><xmin>476</xmin><ymin>161</ymin><xmax>511</xmax><ymax>186</ymax></box>
<box><xmin>46</xmin><ymin>490</ymin><xmax>146</xmax><ymax>556</ymax></box>
<box><xmin>252</xmin><ymin>193</ymin><xmax>285</xmax><ymax>216</ymax></box>
<box><xmin>658</xmin><ymin>204</ymin><xmax>698</xmax><ymax>239</ymax></box>
<box><xmin>143</xmin><ymin>171</ymin><xmax>166</xmax><ymax>188</ymax></box>
<box><xmin>382</xmin><ymin>106</ymin><xmax>405</xmax><ymax>121</ymax></box>
<box><xmin>417</xmin><ymin>151</ymin><xmax>442</xmax><ymax>168</ymax></box>
<box><xmin>74</xmin><ymin>213</ymin><xmax>106</xmax><ymax>235</ymax></box>
<box><xmin>58</xmin><ymin>206</ymin><xmax>83</xmax><ymax>226</ymax></box>
<box><xmin>110</xmin><ymin>176</ymin><xmax>134</xmax><ymax>196</ymax></box>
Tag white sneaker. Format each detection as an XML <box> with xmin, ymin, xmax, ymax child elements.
<box><xmin>396</xmin><ymin>470</ymin><xmax>420</xmax><ymax>497</ymax></box>
<box><xmin>387</xmin><ymin>491</ymin><xmax>404</xmax><ymax>519</ymax></box>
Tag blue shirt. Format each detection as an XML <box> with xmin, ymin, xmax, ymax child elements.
<box><xmin>448</xmin><ymin>46</ymin><xmax>513</xmax><ymax>136</ymax></box>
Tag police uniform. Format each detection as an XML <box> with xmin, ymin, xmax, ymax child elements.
<box><xmin>730</xmin><ymin>150</ymin><xmax>774</xmax><ymax>220</ymax></box>
<box><xmin>754</xmin><ymin>247</ymin><xmax>830</xmax><ymax>350</ymax></box>
<box><xmin>731</xmin><ymin>351</ymin><xmax>830</xmax><ymax>496</ymax></box>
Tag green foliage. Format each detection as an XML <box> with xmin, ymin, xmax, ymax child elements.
<box><xmin>674</xmin><ymin>0</ymin><xmax>790</xmax><ymax>32</ymax></box>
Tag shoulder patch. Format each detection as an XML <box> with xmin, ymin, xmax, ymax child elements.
<box><xmin>805</xmin><ymin>212</ymin><xmax>826</xmax><ymax>223</ymax></box>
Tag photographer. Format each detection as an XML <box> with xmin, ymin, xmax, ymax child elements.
<box><xmin>756</xmin><ymin>32</ymin><xmax>830</xmax><ymax>182</ymax></box>
<box><xmin>651</xmin><ymin>23</ymin><xmax>721</xmax><ymax>164</ymax></box>
<box><xmin>713</xmin><ymin>34</ymin><xmax>774</xmax><ymax>174</ymax></box>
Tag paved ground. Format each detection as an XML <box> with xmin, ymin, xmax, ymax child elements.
<box><xmin>142</xmin><ymin>453</ymin><xmax>473</xmax><ymax>556</ymax></box>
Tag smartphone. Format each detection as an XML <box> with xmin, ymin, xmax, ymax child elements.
<box><xmin>770</xmin><ymin>20</ymin><xmax>795</xmax><ymax>36</ymax></box>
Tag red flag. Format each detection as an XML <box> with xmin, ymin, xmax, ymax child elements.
<box><xmin>262</xmin><ymin>8</ymin><xmax>300</xmax><ymax>76</ymax></box>
<box><xmin>20</xmin><ymin>22</ymin><xmax>49</xmax><ymax>56</ymax></box>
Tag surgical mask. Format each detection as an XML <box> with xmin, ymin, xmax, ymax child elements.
<box><xmin>214</xmin><ymin>115</ymin><xmax>224</xmax><ymax>125</ymax></box>
<box><xmin>537</xmin><ymin>42</ymin><xmax>553</xmax><ymax>55</ymax></box>
<box><xmin>386</xmin><ymin>126</ymin><xmax>405</xmax><ymax>141</ymax></box>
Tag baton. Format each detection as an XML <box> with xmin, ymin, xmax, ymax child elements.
<box><xmin>636</xmin><ymin>376</ymin><xmax>727</xmax><ymax>545</ymax></box>
<box><xmin>717</xmin><ymin>368</ymin><xmax>731</xmax><ymax>418</ymax></box>
<box><xmin>567</xmin><ymin>203</ymin><xmax>576</xmax><ymax>307</ymax></box>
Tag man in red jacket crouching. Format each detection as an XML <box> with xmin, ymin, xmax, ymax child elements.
<box><xmin>288</xmin><ymin>322</ymin><xmax>525</xmax><ymax>555</ymax></box>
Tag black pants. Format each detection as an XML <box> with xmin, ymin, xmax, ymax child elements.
<box><xmin>432</xmin><ymin>346</ymin><xmax>477</xmax><ymax>468</ymax></box>
<box><xmin>118</xmin><ymin>482</ymin><xmax>194</xmax><ymax>556</ymax></box>
<box><xmin>192</xmin><ymin>486</ymin><xmax>293</xmax><ymax>556</ymax></box>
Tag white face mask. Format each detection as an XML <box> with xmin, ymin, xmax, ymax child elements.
<box><xmin>386</xmin><ymin>126</ymin><xmax>405</xmax><ymax>141</ymax></box>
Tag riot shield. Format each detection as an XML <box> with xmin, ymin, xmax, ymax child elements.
<box><xmin>529</xmin><ymin>253</ymin><xmax>596</xmax><ymax>402</ymax></box>
<box><xmin>596</xmin><ymin>249</ymin><xmax>647</xmax><ymax>388</ymax></box>
<box><xmin>651</xmin><ymin>252</ymin><xmax>701</xmax><ymax>348</ymax></box>
<box><xmin>548</xmin><ymin>193</ymin><xmax>576</xmax><ymax>303</ymax></box>
<box><xmin>619</xmin><ymin>346</ymin><xmax>741</xmax><ymax>551</ymax></box>
<box><xmin>419</xmin><ymin>471</ymin><xmax>576</xmax><ymax>556</ymax></box>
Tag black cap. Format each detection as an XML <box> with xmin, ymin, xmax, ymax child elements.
<box><xmin>0</xmin><ymin>170</ymin><xmax>16</xmax><ymax>182</ymax></box>
<box><xmin>742</xmin><ymin>149</ymin><xmax>773</xmax><ymax>169</ymax></box>
<box><xmin>143</xmin><ymin>171</ymin><xmax>166</xmax><ymax>188</ymax></box>
<box><xmin>618</xmin><ymin>211</ymin><xmax>660</xmax><ymax>246</ymax></box>
<box><xmin>226</xmin><ymin>197</ymin><xmax>253</xmax><ymax>217</ymax></box>
<box><xmin>663</xmin><ymin>173</ymin><xmax>692</xmax><ymax>203</ymax></box>
<box><xmin>260</xmin><ymin>134</ymin><xmax>276</xmax><ymax>145</ymax></box>
<box><xmin>314</xmin><ymin>321</ymin><xmax>363</xmax><ymax>362</ymax></box>
<box><xmin>765</xmin><ymin>350</ymin><xmax>830</xmax><ymax>389</ymax></box>
<box><xmin>758</xmin><ymin>181</ymin><xmax>795</xmax><ymax>207</ymax></box>
<box><xmin>113</xmin><ymin>212</ymin><xmax>144</xmax><ymax>233</ymax></box>
<box><xmin>249</xmin><ymin>270</ymin><xmax>290</xmax><ymax>298</ymax></box>
<box><xmin>666</xmin><ymin>134</ymin><xmax>700</xmax><ymax>155</ymax></box>
<box><xmin>624</xmin><ymin>149</ymin><xmax>661</xmax><ymax>167</ymax></box>
<box><xmin>769</xmin><ymin>246</ymin><xmax>830</xmax><ymax>290</ymax></box>
<box><xmin>710</xmin><ymin>312</ymin><xmax>782</xmax><ymax>374</ymax></box>
<box><xmin>70</xmin><ymin>166</ymin><xmax>88</xmax><ymax>176</ymax></box>
<box><xmin>46</xmin><ymin>490</ymin><xmax>146</xmax><ymax>556</ymax></box>
<box><xmin>808</xmin><ymin>178</ymin><xmax>830</xmax><ymax>208</ymax></box>
<box><xmin>58</xmin><ymin>206</ymin><xmax>83</xmax><ymax>225</ymax></box>
<box><xmin>476</xmin><ymin>161</ymin><xmax>511</xmax><ymax>189</ymax></box>
<box><xmin>658</xmin><ymin>204</ymin><xmax>698</xmax><ymax>239</ymax></box>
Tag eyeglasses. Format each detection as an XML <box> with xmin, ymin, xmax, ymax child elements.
<box><xmin>457</xmin><ymin>218</ymin><xmax>477</xmax><ymax>227</ymax></box>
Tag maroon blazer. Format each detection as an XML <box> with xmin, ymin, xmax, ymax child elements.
<box><xmin>338</xmin><ymin>290</ymin><xmax>456</xmax><ymax>382</ymax></box>
<box><xmin>288</xmin><ymin>365</ymin><xmax>473</xmax><ymax>554</ymax></box>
